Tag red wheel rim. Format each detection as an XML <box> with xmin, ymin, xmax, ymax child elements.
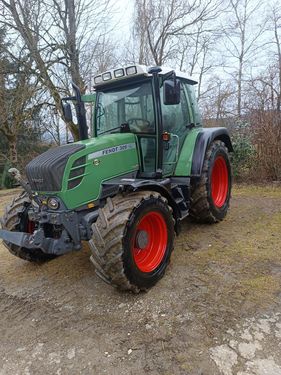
<box><xmin>133</xmin><ymin>211</ymin><xmax>168</xmax><ymax>273</ymax></box>
<box><xmin>211</xmin><ymin>156</ymin><xmax>229</xmax><ymax>208</ymax></box>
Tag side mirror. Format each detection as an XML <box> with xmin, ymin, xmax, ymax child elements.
<box><xmin>163</xmin><ymin>79</ymin><xmax>181</xmax><ymax>105</ymax></box>
<box><xmin>62</xmin><ymin>102</ymin><xmax>73</xmax><ymax>122</ymax></box>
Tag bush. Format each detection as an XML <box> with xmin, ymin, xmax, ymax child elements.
<box><xmin>0</xmin><ymin>162</ymin><xmax>14</xmax><ymax>189</ymax></box>
<box><xmin>229</xmin><ymin>112</ymin><xmax>281</xmax><ymax>182</ymax></box>
<box><xmin>230</xmin><ymin>121</ymin><xmax>256</xmax><ymax>181</ymax></box>
<box><xmin>250</xmin><ymin>110</ymin><xmax>281</xmax><ymax>181</ymax></box>
<box><xmin>2</xmin><ymin>173</ymin><xmax>14</xmax><ymax>189</ymax></box>
<box><xmin>231</xmin><ymin>135</ymin><xmax>256</xmax><ymax>180</ymax></box>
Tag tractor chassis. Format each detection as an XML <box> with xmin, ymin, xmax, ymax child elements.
<box><xmin>0</xmin><ymin>176</ymin><xmax>190</xmax><ymax>256</ymax></box>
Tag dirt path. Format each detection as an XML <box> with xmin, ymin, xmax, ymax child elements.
<box><xmin>0</xmin><ymin>185</ymin><xmax>281</xmax><ymax>375</ymax></box>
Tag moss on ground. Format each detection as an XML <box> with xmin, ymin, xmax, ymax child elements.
<box><xmin>233</xmin><ymin>183</ymin><xmax>281</xmax><ymax>198</ymax></box>
<box><xmin>175</xmin><ymin>184</ymin><xmax>281</xmax><ymax>330</ymax></box>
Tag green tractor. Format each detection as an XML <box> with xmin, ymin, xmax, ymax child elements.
<box><xmin>0</xmin><ymin>65</ymin><xmax>233</xmax><ymax>292</ymax></box>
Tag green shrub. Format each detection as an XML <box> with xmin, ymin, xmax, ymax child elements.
<box><xmin>3</xmin><ymin>173</ymin><xmax>14</xmax><ymax>189</ymax></box>
<box><xmin>230</xmin><ymin>123</ymin><xmax>256</xmax><ymax>181</ymax></box>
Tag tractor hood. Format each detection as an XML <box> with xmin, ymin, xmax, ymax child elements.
<box><xmin>26</xmin><ymin>143</ymin><xmax>86</xmax><ymax>192</ymax></box>
<box><xmin>25</xmin><ymin>133</ymin><xmax>139</xmax><ymax>210</ymax></box>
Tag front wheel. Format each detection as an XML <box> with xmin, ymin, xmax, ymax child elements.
<box><xmin>89</xmin><ymin>191</ymin><xmax>175</xmax><ymax>292</ymax></box>
<box><xmin>190</xmin><ymin>140</ymin><xmax>232</xmax><ymax>223</ymax></box>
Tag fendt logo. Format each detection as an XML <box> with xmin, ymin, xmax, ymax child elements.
<box><xmin>102</xmin><ymin>146</ymin><xmax>119</xmax><ymax>155</ymax></box>
<box><xmin>88</xmin><ymin>143</ymin><xmax>136</xmax><ymax>160</ymax></box>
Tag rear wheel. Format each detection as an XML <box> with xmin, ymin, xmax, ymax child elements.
<box><xmin>89</xmin><ymin>191</ymin><xmax>175</xmax><ymax>292</ymax></box>
<box><xmin>190</xmin><ymin>140</ymin><xmax>232</xmax><ymax>223</ymax></box>
<box><xmin>1</xmin><ymin>191</ymin><xmax>57</xmax><ymax>262</ymax></box>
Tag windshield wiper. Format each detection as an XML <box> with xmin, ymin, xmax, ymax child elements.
<box><xmin>98</xmin><ymin>126</ymin><xmax>122</xmax><ymax>135</ymax></box>
<box><xmin>98</xmin><ymin>122</ymin><xmax>131</xmax><ymax>135</ymax></box>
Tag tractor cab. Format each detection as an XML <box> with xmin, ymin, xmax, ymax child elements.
<box><xmin>91</xmin><ymin>65</ymin><xmax>200</xmax><ymax>178</ymax></box>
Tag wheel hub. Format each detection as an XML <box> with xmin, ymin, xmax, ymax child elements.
<box><xmin>132</xmin><ymin>211</ymin><xmax>168</xmax><ymax>273</ymax></box>
<box><xmin>135</xmin><ymin>230</ymin><xmax>149</xmax><ymax>249</ymax></box>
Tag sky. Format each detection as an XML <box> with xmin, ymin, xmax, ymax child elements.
<box><xmin>112</xmin><ymin>0</ymin><xmax>134</xmax><ymax>38</ymax></box>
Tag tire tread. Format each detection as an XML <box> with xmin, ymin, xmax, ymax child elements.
<box><xmin>89</xmin><ymin>191</ymin><xmax>174</xmax><ymax>293</ymax></box>
<box><xmin>190</xmin><ymin>140</ymin><xmax>231</xmax><ymax>223</ymax></box>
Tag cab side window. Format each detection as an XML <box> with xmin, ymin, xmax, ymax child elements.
<box><xmin>184</xmin><ymin>83</ymin><xmax>202</xmax><ymax>126</ymax></box>
<box><xmin>161</xmin><ymin>80</ymin><xmax>190</xmax><ymax>137</ymax></box>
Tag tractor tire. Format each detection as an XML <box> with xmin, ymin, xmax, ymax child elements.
<box><xmin>190</xmin><ymin>140</ymin><xmax>232</xmax><ymax>223</ymax></box>
<box><xmin>1</xmin><ymin>191</ymin><xmax>57</xmax><ymax>262</ymax></box>
<box><xmin>89</xmin><ymin>191</ymin><xmax>175</xmax><ymax>293</ymax></box>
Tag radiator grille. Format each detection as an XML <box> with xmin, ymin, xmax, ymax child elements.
<box><xmin>26</xmin><ymin>144</ymin><xmax>85</xmax><ymax>191</ymax></box>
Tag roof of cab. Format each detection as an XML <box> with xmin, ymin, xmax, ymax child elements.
<box><xmin>93</xmin><ymin>64</ymin><xmax>197</xmax><ymax>88</ymax></box>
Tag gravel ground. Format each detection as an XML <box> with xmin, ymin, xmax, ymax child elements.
<box><xmin>0</xmin><ymin>185</ymin><xmax>281</xmax><ymax>375</ymax></box>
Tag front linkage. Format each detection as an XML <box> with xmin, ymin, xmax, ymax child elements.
<box><xmin>0</xmin><ymin>168</ymin><xmax>98</xmax><ymax>256</ymax></box>
<box><xmin>1</xmin><ymin>206</ymin><xmax>82</xmax><ymax>255</ymax></box>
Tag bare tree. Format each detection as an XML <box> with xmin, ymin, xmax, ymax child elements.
<box><xmin>0</xmin><ymin>37</ymin><xmax>39</xmax><ymax>163</ymax></box>
<box><xmin>133</xmin><ymin>0</ymin><xmax>223</xmax><ymax>66</ymax></box>
<box><xmin>176</xmin><ymin>21</ymin><xmax>221</xmax><ymax>100</ymax></box>
<box><xmin>222</xmin><ymin>0</ymin><xmax>266</xmax><ymax>118</ymax></box>
<box><xmin>201</xmin><ymin>76</ymin><xmax>236</xmax><ymax>121</ymax></box>
<box><xmin>244</xmin><ymin>64</ymin><xmax>281</xmax><ymax>111</ymax></box>
<box><xmin>0</xmin><ymin>0</ymin><xmax>113</xmax><ymax>140</ymax></box>
<box><xmin>268</xmin><ymin>4</ymin><xmax>281</xmax><ymax>111</ymax></box>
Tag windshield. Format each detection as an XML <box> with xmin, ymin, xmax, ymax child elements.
<box><xmin>95</xmin><ymin>81</ymin><xmax>155</xmax><ymax>135</ymax></box>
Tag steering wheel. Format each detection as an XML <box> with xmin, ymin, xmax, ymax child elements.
<box><xmin>127</xmin><ymin>118</ymin><xmax>151</xmax><ymax>132</ymax></box>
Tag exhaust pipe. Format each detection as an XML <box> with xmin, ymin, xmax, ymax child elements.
<box><xmin>61</xmin><ymin>83</ymin><xmax>89</xmax><ymax>141</ymax></box>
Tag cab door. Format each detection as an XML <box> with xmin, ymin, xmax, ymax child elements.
<box><xmin>161</xmin><ymin>80</ymin><xmax>192</xmax><ymax>176</ymax></box>
<box><xmin>121</xmin><ymin>81</ymin><xmax>157</xmax><ymax>177</ymax></box>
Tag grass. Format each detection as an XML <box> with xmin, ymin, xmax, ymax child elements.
<box><xmin>176</xmin><ymin>184</ymin><xmax>281</xmax><ymax>322</ymax></box>
<box><xmin>233</xmin><ymin>183</ymin><xmax>281</xmax><ymax>198</ymax></box>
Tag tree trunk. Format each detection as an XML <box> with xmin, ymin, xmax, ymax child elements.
<box><xmin>66</xmin><ymin>0</ymin><xmax>85</xmax><ymax>92</ymax></box>
<box><xmin>237</xmin><ymin>61</ymin><xmax>242</xmax><ymax>118</ymax></box>
<box><xmin>274</xmin><ymin>19</ymin><xmax>281</xmax><ymax>112</ymax></box>
<box><xmin>8</xmin><ymin>137</ymin><xmax>18</xmax><ymax>165</ymax></box>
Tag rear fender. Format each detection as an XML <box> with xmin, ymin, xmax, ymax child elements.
<box><xmin>191</xmin><ymin>128</ymin><xmax>233</xmax><ymax>177</ymax></box>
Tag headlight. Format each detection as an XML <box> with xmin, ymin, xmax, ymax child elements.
<box><xmin>94</xmin><ymin>75</ymin><xmax>102</xmax><ymax>84</ymax></box>
<box><xmin>126</xmin><ymin>66</ymin><xmax>137</xmax><ymax>75</ymax></box>
<box><xmin>47</xmin><ymin>197</ymin><xmax>60</xmax><ymax>210</ymax></box>
<box><xmin>114</xmin><ymin>68</ymin><xmax>125</xmax><ymax>78</ymax></box>
<box><xmin>102</xmin><ymin>72</ymin><xmax>112</xmax><ymax>81</ymax></box>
